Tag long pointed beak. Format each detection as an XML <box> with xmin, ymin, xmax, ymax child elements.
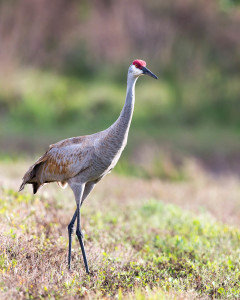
<box><xmin>142</xmin><ymin>66</ymin><xmax>158</xmax><ymax>79</ymax></box>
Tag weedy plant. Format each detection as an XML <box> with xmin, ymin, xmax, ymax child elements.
<box><xmin>0</xmin><ymin>187</ymin><xmax>240</xmax><ymax>299</ymax></box>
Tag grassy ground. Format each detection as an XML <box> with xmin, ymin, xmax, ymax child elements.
<box><xmin>0</xmin><ymin>162</ymin><xmax>240</xmax><ymax>299</ymax></box>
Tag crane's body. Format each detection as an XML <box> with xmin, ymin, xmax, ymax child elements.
<box><xmin>19</xmin><ymin>60</ymin><xmax>157</xmax><ymax>273</ymax></box>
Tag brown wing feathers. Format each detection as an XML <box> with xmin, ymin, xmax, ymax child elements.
<box><xmin>19</xmin><ymin>136</ymin><xmax>89</xmax><ymax>194</ymax></box>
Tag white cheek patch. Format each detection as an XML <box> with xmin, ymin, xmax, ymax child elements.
<box><xmin>131</xmin><ymin>65</ymin><xmax>143</xmax><ymax>76</ymax></box>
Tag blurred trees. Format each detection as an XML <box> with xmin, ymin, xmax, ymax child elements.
<box><xmin>0</xmin><ymin>0</ymin><xmax>240</xmax><ymax>127</ymax></box>
<box><xmin>0</xmin><ymin>0</ymin><xmax>239</xmax><ymax>70</ymax></box>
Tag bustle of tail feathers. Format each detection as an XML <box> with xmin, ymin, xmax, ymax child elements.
<box><xmin>18</xmin><ymin>181</ymin><xmax>41</xmax><ymax>194</ymax></box>
<box><xmin>18</xmin><ymin>153</ymin><xmax>48</xmax><ymax>194</ymax></box>
<box><xmin>18</xmin><ymin>182</ymin><xmax>25</xmax><ymax>192</ymax></box>
<box><xmin>32</xmin><ymin>182</ymin><xmax>40</xmax><ymax>194</ymax></box>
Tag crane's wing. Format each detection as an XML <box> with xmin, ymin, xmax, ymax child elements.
<box><xmin>19</xmin><ymin>136</ymin><xmax>92</xmax><ymax>194</ymax></box>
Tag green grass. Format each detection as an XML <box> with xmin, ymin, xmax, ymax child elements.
<box><xmin>0</xmin><ymin>187</ymin><xmax>240</xmax><ymax>299</ymax></box>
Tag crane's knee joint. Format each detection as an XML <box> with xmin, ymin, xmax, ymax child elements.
<box><xmin>76</xmin><ymin>229</ymin><xmax>83</xmax><ymax>239</ymax></box>
<box><xmin>68</xmin><ymin>222</ymin><xmax>74</xmax><ymax>235</ymax></box>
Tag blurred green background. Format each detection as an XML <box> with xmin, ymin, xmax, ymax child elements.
<box><xmin>1</xmin><ymin>0</ymin><xmax>240</xmax><ymax>179</ymax></box>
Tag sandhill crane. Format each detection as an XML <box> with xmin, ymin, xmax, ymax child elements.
<box><xmin>19</xmin><ymin>59</ymin><xmax>158</xmax><ymax>273</ymax></box>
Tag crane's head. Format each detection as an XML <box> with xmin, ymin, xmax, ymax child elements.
<box><xmin>129</xmin><ymin>59</ymin><xmax>158</xmax><ymax>79</ymax></box>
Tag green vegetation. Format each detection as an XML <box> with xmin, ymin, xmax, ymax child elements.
<box><xmin>1</xmin><ymin>1</ymin><xmax>240</xmax><ymax>299</ymax></box>
<box><xmin>1</xmin><ymin>1</ymin><xmax>240</xmax><ymax>181</ymax></box>
<box><xmin>2</xmin><ymin>68</ymin><xmax>240</xmax><ymax>134</ymax></box>
<box><xmin>0</xmin><ymin>187</ymin><xmax>240</xmax><ymax>299</ymax></box>
<box><xmin>1</xmin><ymin>69</ymin><xmax>240</xmax><ymax>180</ymax></box>
<box><xmin>1</xmin><ymin>68</ymin><xmax>240</xmax><ymax>182</ymax></box>
<box><xmin>1</xmin><ymin>0</ymin><xmax>240</xmax><ymax>170</ymax></box>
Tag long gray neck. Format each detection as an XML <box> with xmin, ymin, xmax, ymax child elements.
<box><xmin>111</xmin><ymin>75</ymin><xmax>138</xmax><ymax>135</ymax></box>
<box><xmin>120</xmin><ymin>75</ymin><xmax>137</xmax><ymax>122</ymax></box>
<box><xmin>95</xmin><ymin>73</ymin><xmax>138</xmax><ymax>160</ymax></box>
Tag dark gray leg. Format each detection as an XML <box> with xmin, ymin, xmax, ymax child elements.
<box><xmin>76</xmin><ymin>203</ymin><xmax>89</xmax><ymax>274</ymax></box>
<box><xmin>68</xmin><ymin>209</ymin><xmax>77</xmax><ymax>270</ymax></box>
<box><xmin>67</xmin><ymin>182</ymin><xmax>96</xmax><ymax>272</ymax></box>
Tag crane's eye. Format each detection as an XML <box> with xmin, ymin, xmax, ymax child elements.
<box><xmin>134</xmin><ymin>63</ymin><xmax>141</xmax><ymax>69</ymax></box>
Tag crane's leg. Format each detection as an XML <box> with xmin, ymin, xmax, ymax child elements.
<box><xmin>68</xmin><ymin>182</ymin><xmax>96</xmax><ymax>271</ymax></box>
<box><xmin>68</xmin><ymin>210</ymin><xmax>77</xmax><ymax>269</ymax></box>
<box><xmin>76</xmin><ymin>202</ymin><xmax>89</xmax><ymax>274</ymax></box>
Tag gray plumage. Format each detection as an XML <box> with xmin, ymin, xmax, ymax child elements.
<box><xmin>19</xmin><ymin>60</ymin><xmax>157</xmax><ymax>273</ymax></box>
